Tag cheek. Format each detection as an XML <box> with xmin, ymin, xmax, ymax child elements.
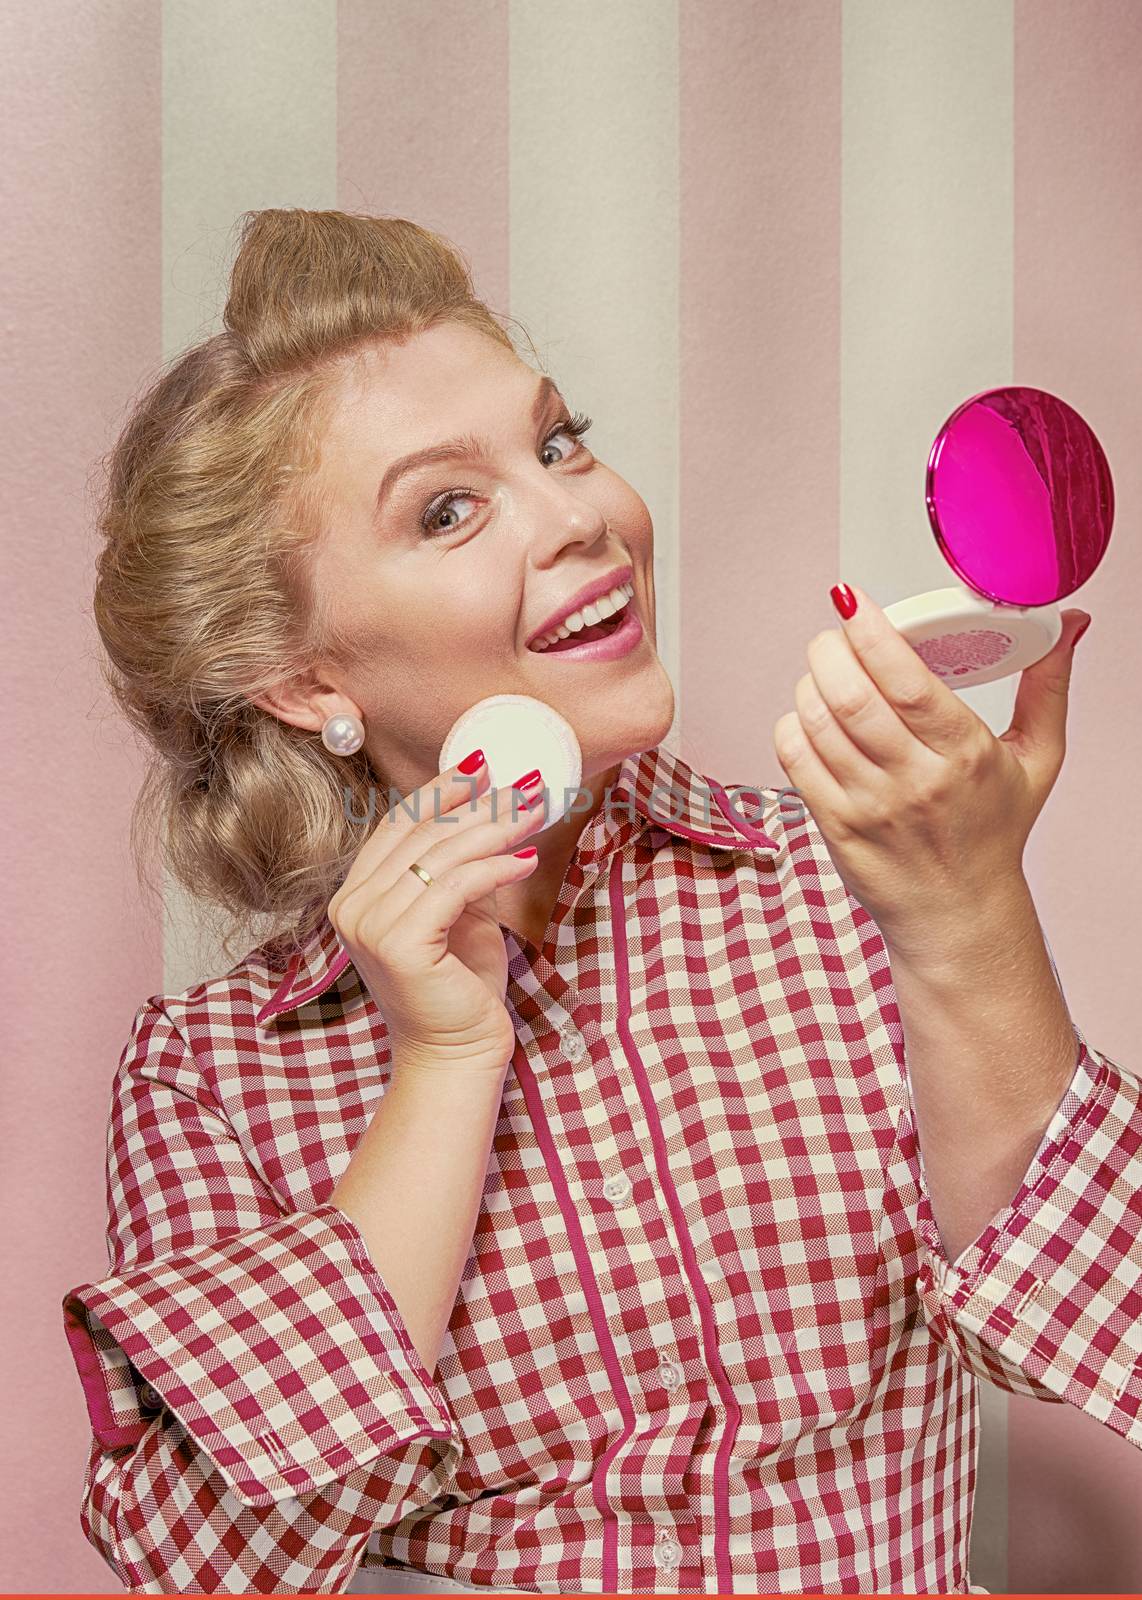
<box><xmin>605</xmin><ymin>473</ymin><xmax>654</xmax><ymax>551</ymax></box>
<box><xmin>440</xmin><ymin>571</ymin><xmax>522</xmax><ymax>647</ymax></box>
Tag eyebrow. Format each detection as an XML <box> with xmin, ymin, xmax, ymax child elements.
<box><xmin>374</xmin><ymin>374</ymin><xmax>564</xmax><ymax>520</ymax></box>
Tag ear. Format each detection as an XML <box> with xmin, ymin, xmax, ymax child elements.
<box><xmin>248</xmin><ymin>679</ymin><xmax>356</xmax><ymax>737</ymax></box>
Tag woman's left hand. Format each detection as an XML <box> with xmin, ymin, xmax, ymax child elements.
<box><xmin>772</xmin><ymin>582</ymin><xmax>1092</xmax><ymax>964</ymax></box>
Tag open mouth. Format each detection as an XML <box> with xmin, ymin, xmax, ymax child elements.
<box><xmin>528</xmin><ymin>581</ymin><xmax>635</xmax><ymax>653</ymax></box>
<box><xmin>533</xmin><ymin>610</ymin><xmax>626</xmax><ymax>652</ymax></box>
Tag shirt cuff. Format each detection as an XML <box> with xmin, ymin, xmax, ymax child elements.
<box><xmin>63</xmin><ymin>1203</ymin><xmax>460</xmax><ymax>1506</ymax></box>
<box><xmin>915</xmin><ymin>1025</ymin><xmax>1142</xmax><ymax>1441</ymax></box>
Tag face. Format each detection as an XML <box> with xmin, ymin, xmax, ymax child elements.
<box><xmin>280</xmin><ymin>320</ymin><xmax>674</xmax><ymax>802</ymax></box>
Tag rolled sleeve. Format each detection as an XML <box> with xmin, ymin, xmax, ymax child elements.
<box><xmin>63</xmin><ymin>1202</ymin><xmax>459</xmax><ymax>1507</ymax></box>
<box><xmin>915</xmin><ymin>1025</ymin><xmax>1142</xmax><ymax>1444</ymax></box>
<box><xmin>63</xmin><ymin>999</ymin><xmax>464</xmax><ymax>1590</ymax></box>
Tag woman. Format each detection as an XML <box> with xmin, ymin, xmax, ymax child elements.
<box><xmin>63</xmin><ymin>209</ymin><xmax>1142</xmax><ymax>1596</ymax></box>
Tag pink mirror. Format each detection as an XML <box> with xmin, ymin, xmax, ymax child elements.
<box><xmin>882</xmin><ymin>385</ymin><xmax>1115</xmax><ymax>690</ymax></box>
<box><xmin>926</xmin><ymin>386</ymin><xmax>1114</xmax><ymax>607</ymax></box>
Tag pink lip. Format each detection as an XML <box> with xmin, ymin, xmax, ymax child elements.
<box><xmin>529</xmin><ymin>604</ymin><xmax>645</xmax><ymax>663</ymax></box>
<box><xmin>525</xmin><ymin>564</ymin><xmax>634</xmax><ymax>649</ymax></box>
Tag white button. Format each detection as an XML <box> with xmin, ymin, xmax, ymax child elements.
<box><xmin>658</xmin><ymin>1353</ymin><xmax>683</xmax><ymax>1391</ymax></box>
<box><xmin>602</xmin><ymin>1172</ymin><xmax>633</xmax><ymax>1206</ymax></box>
<box><xmin>654</xmin><ymin>1527</ymin><xmax>682</xmax><ymax>1572</ymax></box>
<box><xmin>559</xmin><ymin>1023</ymin><xmax>586</xmax><ymax>1062</ymax></box>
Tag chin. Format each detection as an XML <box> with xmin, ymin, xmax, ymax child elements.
<box><xmin>586</xmin><ymin>675</ymin><xmax>675</xmax><ymax>772</ymax></box>
<box><xmin>627</xmin><ymin>649</ymin><xmax>675</xmax><ymax>736</ymax></box>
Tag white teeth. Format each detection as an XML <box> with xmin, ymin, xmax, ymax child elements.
<box><xmin>531</xmin><ymin>582</ymin><xmax>634</xmax><ymax>652</ymax></box>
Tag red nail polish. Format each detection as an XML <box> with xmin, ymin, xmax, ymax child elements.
<box><xmin>830</xmin><ymin>583</ymin><xmax>858</xmax><ymax>620</ymax></box>
<box><xmin>513</xmin><ymin>769</ymin><xmax>542</xmax><ymax>790</ymax></box>
<box><xmin>1071</xmin><ymin>616</ymin><xmax>1092</xmax><ymax>648</ymax></box>
<box><xmin>458</xmin><ymin>748</ymin><xmax>485</xmax><ymax>773</ymax></box>
<box><xmin>513</xmin><ymin>847</ymin><xmax>538</xmax><ymax>859</ymax></box>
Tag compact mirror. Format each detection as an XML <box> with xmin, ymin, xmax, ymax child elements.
<box><xmin>882</xmin><ymin>386</ymin><xmax>1114</xmax><ymax>689</ymax></box>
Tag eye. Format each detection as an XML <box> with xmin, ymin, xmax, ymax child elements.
<box><xmin>419</xmin><ymin>412</ymin><xmax>595</xmax><ymax>538</ymax></box>
<box><xmin>540</xmin><ymin>410</ymin><xmax>594</xmax><ymax>465</ymax></box>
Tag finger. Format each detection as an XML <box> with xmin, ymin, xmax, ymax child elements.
<box><xmin>773</xmin><ymin>709</ymin><xmax>849</xmax><ymax>826</ymax></box>
<box><xmin>380</xmin><ymin>849</ymin><xmax>542</xmax><ymax>967</ymax></box>
<box><xmin>334</xmin><ymin>754</ymin><xmax>492</xmax><ymax>903</ymax></box>
<box><xmin>804</xmin><ymin>629</ymin><xmax>920</xmax><ymax>773</ymax></box>
<box><xmin>1004</xmin><ymin>607</ymin><xmax>1089</xmax><ymax>766</ymax></box>
<box><xmin>359</xmin><ymin>787</ymin><xmax>547</xmax><ymax>937</ymax></box>
<box><xmin>792</xmin><ymin>667</ymin><xmax>891</xmax><ymax>799</ymax></box>
<box><xmin>353</xmin><ymin>772</ymin><xmax>541</xmax><ymax>898</ymax></box>
<box><xmin>826</xmin><ymin>582</ymin><xmax>977</xmax><ymax>759</ymax></box>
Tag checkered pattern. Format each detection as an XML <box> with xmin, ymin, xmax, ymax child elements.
<box><xmin>62</xmin><ymin>743</ymin><xmax>1142</xmax><ymax>1594</ymax></box>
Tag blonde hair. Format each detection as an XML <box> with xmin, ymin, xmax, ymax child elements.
<box><xmin>93</xmin><ymin>208</ymin><xmax>537</xmax><ymax>965</ymax></box>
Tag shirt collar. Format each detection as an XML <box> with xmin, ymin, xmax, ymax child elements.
<box><xmin>255</xmin><ymin>744</ymin><xmax>782</xmax><ymax>1028</ymax></box>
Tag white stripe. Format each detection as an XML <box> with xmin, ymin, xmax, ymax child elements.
<box><xmin>161</xmin><ymin>0</ymin><xmax>337</xmax><ymax>996</ymax></box>
<box><xmin>841</xmin><ymin>0</ymin><xmax>1016</xmax><ymax>736</ymax></box>
<box><xmin>841</xmin><ymin>3</ymin><xmax>1014</xmax><ymax>1589</ymax></box>
<box><xmin>508</xmin><ymin>0</ymin><xmax>682</xmax><ymax>755</ymax></box>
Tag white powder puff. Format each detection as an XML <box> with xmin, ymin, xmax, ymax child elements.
<box><xmin>439</xmin><ymin>695</ymin><xmax>583</xmax><ymax>831</ymax></box>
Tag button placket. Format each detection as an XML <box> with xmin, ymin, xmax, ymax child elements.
<box><xmin>557</xmin><ymin>1019</ymin><xmax>586</xmax><ymax>1063</ymax></box>
<box><xmin>657</xmin><ymin>1352</ymin><xmax>683</xmax><ymax>1392</ymax></box>
<box><xmin>654</xmin><ymin>1526</ymin><xmax>683</xmax><ymax>1573</ymax></box>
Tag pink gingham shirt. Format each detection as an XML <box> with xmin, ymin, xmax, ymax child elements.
<box><xmin>63</xmin><ymin>744</ymin><xmax>1142</xmax><ymax>1594</ymax></box>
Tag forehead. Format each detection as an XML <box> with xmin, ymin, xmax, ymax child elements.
<box><xmin>310</xmin><ymin>323</ymin><xmax>548</xmax><ymax>563</ymax></box>
<box><xmin>324</xmin><ymin>322</ymin><xmax>533</xmax><ymax>448</ymax></box>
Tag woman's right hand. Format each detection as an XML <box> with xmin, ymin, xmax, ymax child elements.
<box><xmin>327</xmin><ymin>754</ymin><xmax>547</xmax><ymax>1076</ymax></box>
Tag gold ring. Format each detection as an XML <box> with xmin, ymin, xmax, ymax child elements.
<box><xmin>408</xmin><ymin>861</ymin><xmax>435</xmax><ymax>888</ymax></box>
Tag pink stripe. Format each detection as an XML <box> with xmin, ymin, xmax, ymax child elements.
<box><xmin>608</xmin><ymin>855</ymin><xmax>744</xmax><ymax>1593</ymax></box>
<box><xmin>511</xmin><ymin>1039</ymin><xmax>638</xmax><ymax>1593</ymax></box>
<box><xmin>317</xmin><ymin>0</ymin><xmax>509</xmax><ymax>1046</ymax></box>
<box><xmin>1</xmin><ymin>2</ymin><xmax>163</xmax><ymax>1588</ymax></box>
<box><xmin>256</xmin><ymin>946</ymin><xmax>354</xmax><ymax>1025</ymax></box>
<box><xmin>710</xmin><ymin>779</ymin><xmax>781</xmax><ymax>848</ymax></box>
<box><xmin>679</xmin><ymin>0</ymin><xmax>842</xmax><ymax>782</ymax></box>
<box><xmin>1010</xmin><ymin>3</ymin><xmax>1142</xmax><ymax>1592</ymax></box>
<box><xmin>257</xmin><ymin>949</ymin><xmax>303</xmax><ymax>1024</ymax></box>
<box><xmin>62</xmin><ymin>1297</ymin><xmax>146</xmax><ymax>1453</ymax></box>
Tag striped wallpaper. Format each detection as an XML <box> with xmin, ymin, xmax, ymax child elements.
<box><xmin>7</xmin><ymin>1</ymin><xmax>1141</xmax><ymax>1591</ymax></box>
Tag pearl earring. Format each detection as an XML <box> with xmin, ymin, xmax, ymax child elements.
<box><xmin>321</xmin><ymin>711</ymin><xmax>365</xmax><ymax>756</ymax></box>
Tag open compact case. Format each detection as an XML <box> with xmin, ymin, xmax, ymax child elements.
<box><xmin>882</xmin><ymin>385</ymin><xmax>1115</xmax><ymax>689</ymax></box>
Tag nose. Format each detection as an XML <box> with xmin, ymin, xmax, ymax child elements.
<box><xmin>523</xmin><ymin>474</ymin><xmax>609</xmax><ymax>556</ymax></box>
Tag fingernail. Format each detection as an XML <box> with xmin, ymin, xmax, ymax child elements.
<box><xmin>513</xmin><ymin>769</ymin><xmax>542</xmax><ymax>790</ymax></box>
<box><xmin>830</xmin><ymin>583</ymin><xmax>858</xmax><ymax>620</ymax></box>
<box><xmin>513</xmin><ymin>847</ymin><xmax>538</xmax><ymax>859</ymax></box>
<box><xmin>1071</xmin><ymin>616</ymin><xmax>1092</xmax><ymax>649</ymax></box>
<box><xmin>458</xmin><ymin>748</ymin><xmax>485</xmax><ymax>773</ymax></box>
